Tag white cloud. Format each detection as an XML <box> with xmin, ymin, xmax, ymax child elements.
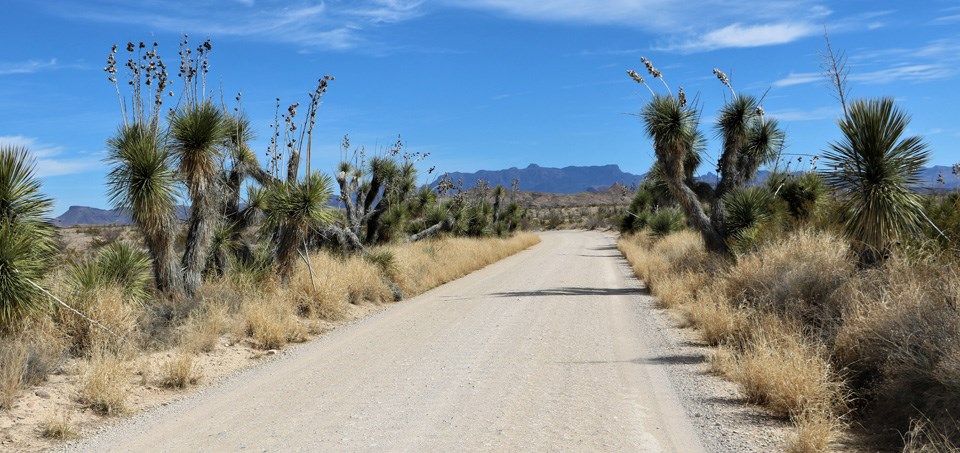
<box><xmin>50</xmin><ymin>0</ymin><xmax>425</xmax><ymax>51</ymax></box>
<box><xmin>773</xmin><ymin>71</ymin><xmax>821</xmax><ymax>88</ymax></box>
<box><xmin>0</xmin><ymin>136</ymin><xmax>101</xmax><ymax>177</ymax></box>
<box><xmin>0</xmin><ymin>58</ymin><xmax>58</xmax><ymax>75</ymax></box>
<box><xmin>661</xmin><ymin>22</ymin><xmax>818</xmax><ymax>53</ymax></box>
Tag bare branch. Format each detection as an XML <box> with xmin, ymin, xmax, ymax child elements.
<box><xmin>819</xmin><ymin>26</ymin><xmax>849</xmax><ymax>117</ymax></box>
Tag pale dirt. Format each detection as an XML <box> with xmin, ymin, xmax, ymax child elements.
<box><xmin>63</xmin><ymin>230</ymin><xmax>789</xmax><ymax>452</ymax></box>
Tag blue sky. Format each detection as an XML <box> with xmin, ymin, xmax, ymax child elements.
<box><xmin>1</xmin><ymin>0</ymin><xmax>958</xmax><ymax>214</ymax></box>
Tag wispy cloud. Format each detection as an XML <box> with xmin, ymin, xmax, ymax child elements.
<box><xmin>773</xmin><ymin>71</ymin><xmax>821</xmax><ymax>88</ymax></box>
<box><xmin>48</xmin><ymin>0</ymin><xmax>425</xmax><ymax>51</ymax></box>
<box><xmin>445</xmin><ymin>0</ymin><xmax>828</xmax><ymax>52</ymax></box>
<box><xmin>0</xmin><ymin>58</ymin><xmax>58</xmax><ymax>75</ymax></box>
<box><xmin>659</xmin><ymin>22</ymin><xmax>818</xmax><ymax>53</ymax></box>
<box><xmin>773</xmin><ymin>38</ymin><xmax>960</xmax><ymax>87</ymax></box>
<box><xmin>0</xmin><ymin>136</ymin><xmax>101</xmax><ymax>177</ymax></box>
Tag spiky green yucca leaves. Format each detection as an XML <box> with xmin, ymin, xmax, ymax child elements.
<box><xmin>69</xmin><ymin>242</ymin><xmax>151</xmax><ymax>302</ymax></box>
<box><xmin>723</xmin><ymin>187</ymin><xmax>774</xmax><ymax>238</ymax></box>
<box><xmin>769</xmin><ymin>172</ymin><xmax>825</xmax><ymax>221</ymax></box>
<box><xmin>822</xmin><ymin>98</ymin><xmax>929</xmax><ymax>259</ymax></box>
<box><xmin>0</xmin><ymin>146</ymin><xmax>57</xmax><ymax>326</ymax></box>
<box><xmin>106</xmin><ymin>123</ymin><xmax>181</xmax><ymax>295</ymax></box>
<box><xmin>648</xmin><ymin>207</ymin><xmax>686</xmax><ymax>237</ymax></box>
<box><xmin>715</xmin><ymin>95</ymin><xmax>784</xmax><ymax>197</ymax></box>
<box><xmin>267</xmin><ymin>172</ymin><xmax>335</xmax><ymax>279</ymax></box>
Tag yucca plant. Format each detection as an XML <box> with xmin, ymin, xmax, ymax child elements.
<box><xmin>0</xmin><ymin>146</ymin><xmax>57</xmax><ymax>327</ymax></box>
<box><xmin>648</xmin><ymin>207</ymin><xmax>686</xmax><ymax>237</ymax></box>
<box><xmin>822</xmin><ymin>97</ymin><xmax>929</xmax><ymax>262</ymax></box>
<box><xmin>265</xmin><ymin>172</ymin><xmax>335</xmax><ymax>279</ymax></box>
<box><xmin>106</xmin><ymin>123</ymin><xmax>182</xmax><ymax>295</ymax></box>
<box><xmin>629</xmin><ymin>60</ymin><xmax>784</xmax><ymax>254</ymax></box>
<box><xmin>68</xmin><ymin>242</ymin><xmax>151</xmax><ymax>302</ymax></box>
<box><xmin>723</xmin><ymin>187</ymin><xmax>774</xmax><ymax>238</ymax></box>
<box><xmin>169</xmin><ymin>100</ymin><xmax>228</xmax><ymax>296</ymax></box>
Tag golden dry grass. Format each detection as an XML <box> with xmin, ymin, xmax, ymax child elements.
<box><xmin>179</xmin><ymin>303</ymin><xmax>231</xmax><ymax>354</ymax></box>
<box><xmin>158</xmin><ymin>352</ymin><xmax>201</xmax><ymax>389</ymax></box>
<box><xmin>239</xmin><ymin>298</ymin><xmax>307</xmax><ymax>350</ymax></box>
<box><xmin>620</xmin><ymin>229</ymin><xmax>850</xmax><ymax>451</ymax></box>
<box><xmin>393</xmin><ymin>233</ymin><xmax>540</xmax><ymax>296</ymax></box>
<box><xmin>786</xmin><ymin>407</ymin><xmax>843</xmax><ymax>453</ymax></box>
<box><xmin>0</xmin><ymin>341</ymin><xmax>27</xmax><ymax>411</ymax></box>
<box><xmin>39</xmin><ymin>412</ymin><xmax>79</xmax><ymax>440</ymax></box>
<box><xmin>731</xmin><ymin>316</ymin><xmax>842</xmax><ymax>419</ymax></box>
<box><xmin>79</xmin><ymin>353</ymin><xmax>128</xmax><ymax>415</ymax></box>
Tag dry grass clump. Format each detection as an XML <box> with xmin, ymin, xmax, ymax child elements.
<box><xmin>79</xmin><ymin>353</ymin><xmax>128</xmax><ymax>415</ymax></box>
<box><xmin>732</xmin><ymin>318</ymin><xmax>843</xmax><ymax>418</ymax></box>
<box><xmin>834</xmin><ymin>255</ymin><xmax>960</xmax><ymax>444</ymax></box>
<box><xmin>394</xmin><ymin>233</ymin><xmax>540</xmax><ymax>296</ymax></box>
<box><xmin>686</xmin><ymin>283</ymin><xmax>748</xmax><ymax>346</ymax></box>
<box><xmin>724</xmin><ymin>230</ymin><xmax>852</xmax><ymax>330</ymax></box>
<box><xmin>902</xmin><ymin>417</ymin><xmax>960</xmax><ymax>453</ymax></box>
<box><xmin>652</xmin><ymin>271</ymin><xmax>707</xmax><ymax>308</ymax></box>
<box><xmin>0</xmin><ymin>341</ymin><xmax>28</xmax><ymax>410</ymax></box>
<box><xmin>239</xmin><ymin>299</ymin><xmax>307</xmax><ymax>350</ymax></box>
<box><xmin>290</xmin><ymin>251</ymin><xmax>391</xmax><ymax>320</ymax></box>
<box><xmin>0</xmin><ymin>318</ymin><xmax>66</xmax><ymax>410</ymax></box>
<box><xmin>158</xmin><ymin>352</ymin><xmax>200</xmax><ymax>389</ymax></box>
<box><xmin>786</xmin><ymin>407</ymin><xmax>844</xmax><ymax>453</ymax></box>
<box><xmin>56</xmin><ymin>286</ymin><xmax>140</xmax><ymax>355</ymax></box>
<box><xmin>179</xmin><ymin>303</ymin><xmax>231</xmax><ymax>354</ymax></box>
<box><xmin>39</xmin><ymin>412</ymin><xmax>79</xmax><ymax>440</ymax></box>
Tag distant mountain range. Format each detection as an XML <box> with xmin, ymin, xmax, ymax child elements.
<box><xmin>56</xmin><ymin>164</ymin><xmax>960</xmax><ymax>226</ymax></box>
<box><xmin>56</xmin><ymin>206</ymin><xmax>189</xmax><ymax>227</ymax></box>
<box><xmin>430</xmin><ymin>164</ymin><xmax>645</xmax><ymax>194</ymax></box>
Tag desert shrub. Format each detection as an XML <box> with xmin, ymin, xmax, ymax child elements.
<box><xmin>731</xmin><ymin>315</ymin><xmax>845</xmax><ymax>420</ymax></box>
<box><xmin>240</xmin><ymin>298</ymin><xmax>306</xmax><ymax>350</ymax></box>
<box><xmin>723</xmin><ymin>230</ymin><xmax>853</xmax><ymax>334</ymax></box>
<box><xmin>39</xmin><ymin>412</ymin><xmax>79</xmax><ymax>440</ymax></box>
<box><xmin>158</xmin><ymin>352</ymin><xmax>200</xmax><ymax>388</ymax></box>
<box><xmin>79</xmin><ymin>353</ymin><xmax>128</xmax><ymax>415</ymax></box>
<box><xmin>723</xmin><ymin>186</ymin><xmax>775</xmax><ymax>238</ymax></box>
<box><xmin>769</xmin><ymin>172</ymin><xmax>825</xmax><ymax>222</ymax></box>
<box><xmin>648</xmin><ymin>207</ymin><xmax>686</xmax><ymax>237</ymax></box>
<box><xmin>833</xmin><ymin>255</ymin><xmax>960</xmax><ymax>443</ymax></box>
<box><xmin>56</xmin><ymin>286</ymin><xmax>139</xmax><ymax>356</ymax></box>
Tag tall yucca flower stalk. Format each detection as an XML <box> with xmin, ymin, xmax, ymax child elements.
<box><xmin>0</xmin><ymin>146</ymin><xmax>57</xmax><ymax>327</ymax></box>
<box><xmin>106</xmin><ymin>123</ymin><xmax>182</xmax><ymax>295</ymax></box>
<box><xmin>822</xmin><ymin>97</ymin><xmax>929</xmax><ymax>262</ymax></box>
<box><xmin>169</xmin><ymin>100</ymin><xmax>228</xmax><ymax>296</ymax></box>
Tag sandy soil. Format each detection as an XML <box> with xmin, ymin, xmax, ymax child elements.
<box><xmin>61</xmin><ymin>231</ymin><xmax>789</xmax><ymax>452</ymax></box>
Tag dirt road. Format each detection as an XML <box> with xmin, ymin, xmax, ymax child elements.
<box><xmin>69</xmin><ymin>231</ymin><xmax>772</xmax><ymax>452</ymax></box>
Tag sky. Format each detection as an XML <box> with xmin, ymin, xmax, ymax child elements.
<box><xmin>1</xmin><ymin>0</ymin><xmax>958</xmax><ymax>215</ymax></box>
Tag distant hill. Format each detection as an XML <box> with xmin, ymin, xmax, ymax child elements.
<box><xmin>55</xmin><ymin>165</ymin><xmax>960</xmax><ymax>226</ymax></box>
<box><xmin>430</xmin><ymin>163</ymin><xmax>645</xmax><ymax>194</ymax></box>
<box><xmin>56</xmin><ymin>206</ymin><xmax>189</xmax><ymax>227</ymax></box>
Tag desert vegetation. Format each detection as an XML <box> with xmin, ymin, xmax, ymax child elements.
<box><xmin>0</xmin><ymin>37</ymin><xmax>538</xmax><ymax>449</ymax></box>
<box><xmin>619</xmin><ymin>41</ymin><xmax>959</xmax><ymax>452</ymax></box>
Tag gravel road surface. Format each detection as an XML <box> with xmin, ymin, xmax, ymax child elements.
<box><xmin>66</xmin><ymin>230</ymin><xmax>784</xmax><ymax>452</ymax></box>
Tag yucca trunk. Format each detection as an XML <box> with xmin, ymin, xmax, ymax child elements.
<box><xmin>182</xmin><ymin>193</ymin><xmax>214</xmax><ymax>295</ymax></box>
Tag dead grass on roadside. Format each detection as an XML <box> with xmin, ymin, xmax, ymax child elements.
<box><xmin>394</xmin><ymin>233</ymin><xmax>540</xmax><ymax>296</ymax></box>
<box><xmin>78</xmin><ymin>352</ymin><xmax>128</xmax><ymax>415</ymax></box>
<box><xmin>158</xmin><ymin>352</ymin><xmax>200</xmax><ymax>389</ymax></box>
<box><xmin>39</xmin><ymin>412</ymin><xmax>79</xmax><ymax>440</ymax></box>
